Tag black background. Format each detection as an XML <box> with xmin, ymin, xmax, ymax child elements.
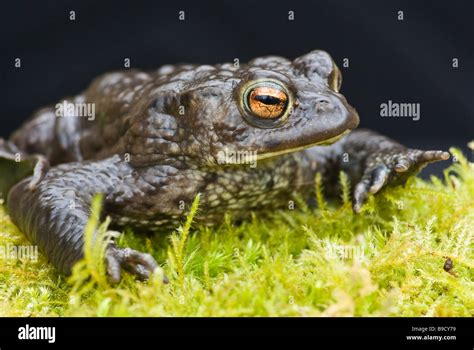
<box><xmin>1</xmin><ymin>0</ymin><xmax>473</xmax><ymax>174</ymax></box>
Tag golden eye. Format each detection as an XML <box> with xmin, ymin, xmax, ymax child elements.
<box><xmin>245</xmin><ymin>84</ymin><xmax>288</xmax><ymax>119</ymax></box>
<box><xmin>328</xmin><ymin>64</ymin><xmax>342</xmax><ymax>92</ymax></box>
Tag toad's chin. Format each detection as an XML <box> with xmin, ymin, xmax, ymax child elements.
<box><xmin>255</xmin><ymin>128</ymin><xmax>352</xmax><ymax>161</ymax></box>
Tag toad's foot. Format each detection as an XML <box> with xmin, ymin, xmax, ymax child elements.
<box><xmin>105</xmin><ymin>244</ymin><xmax>169</xmax><ymax>284</ymax></box>
<box><xmin>353</xmin><ymin>149</ymin><xmax>450</xmax><ymax>213</ymax></box>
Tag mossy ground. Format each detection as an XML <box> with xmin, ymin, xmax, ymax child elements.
<box><xmin>0</xmin><ymin>148</ymin><xmax>473</xmax><ymax>317</ymax></box>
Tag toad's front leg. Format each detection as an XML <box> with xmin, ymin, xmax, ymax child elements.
<box><xmin>303</xmin><ymin>129</ymin><xmax>450</xmax><ymax>212</ymax></box>
<box><xmin>7</xmin><ymin>156</ymin><xmax>166</xmax><ymax>284</ymax></box>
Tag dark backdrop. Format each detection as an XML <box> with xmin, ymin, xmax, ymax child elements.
<box><xmin>1</xmin><ymin>0</ymin><xmax>473</xmax><ymax>174</ymax></box>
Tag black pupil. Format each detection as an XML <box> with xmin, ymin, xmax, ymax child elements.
<box><xmin>255</xmin><ymin>94</ymin><xmax>281</xmax><ymax>105</ymax></box>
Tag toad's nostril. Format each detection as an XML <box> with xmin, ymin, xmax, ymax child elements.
<box><xmin>315</xmin><ymin>98</ymin><xmax>333</xmax><ymax>112</ymax></box>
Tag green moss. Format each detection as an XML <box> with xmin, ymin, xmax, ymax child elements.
<box><xmin>0</xmin><ymin>147</ymin><xmax>473</xmax><ymax>316</ymax></box>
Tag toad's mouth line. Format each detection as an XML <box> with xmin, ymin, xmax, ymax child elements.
<box><xmin>255</xmin><ymin>129</ymin><xmax>352</xmax><ymax>161</ymax></box>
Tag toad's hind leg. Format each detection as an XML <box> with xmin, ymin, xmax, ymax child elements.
<box><xmin>7</xmin><ymin>156</ymin><xmax>167</xmax><ymax>283</ymax></box>
<box><xmin>0</xmin><ymin>138</ymin><xmax>49</xmax><ymax>198</ymax></box>
<box><xmin>9</xmin><ymin>106</ymin><xmax>83</xmax><ymax>164</ymax></box>
<box><xmin>1</xmin><ymin>106</ymin><xmax>82</xmax><ymax>198</ymax></box>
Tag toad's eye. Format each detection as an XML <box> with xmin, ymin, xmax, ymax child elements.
<box><xmin>328</xmin><ymin>64</ymin><xmax>342</xmax><ymax>92</ymax></box>
<box><xmin>244</xmin><ymin>83</ymin><xmax>289</xmax><ymax>119</ymax></box>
